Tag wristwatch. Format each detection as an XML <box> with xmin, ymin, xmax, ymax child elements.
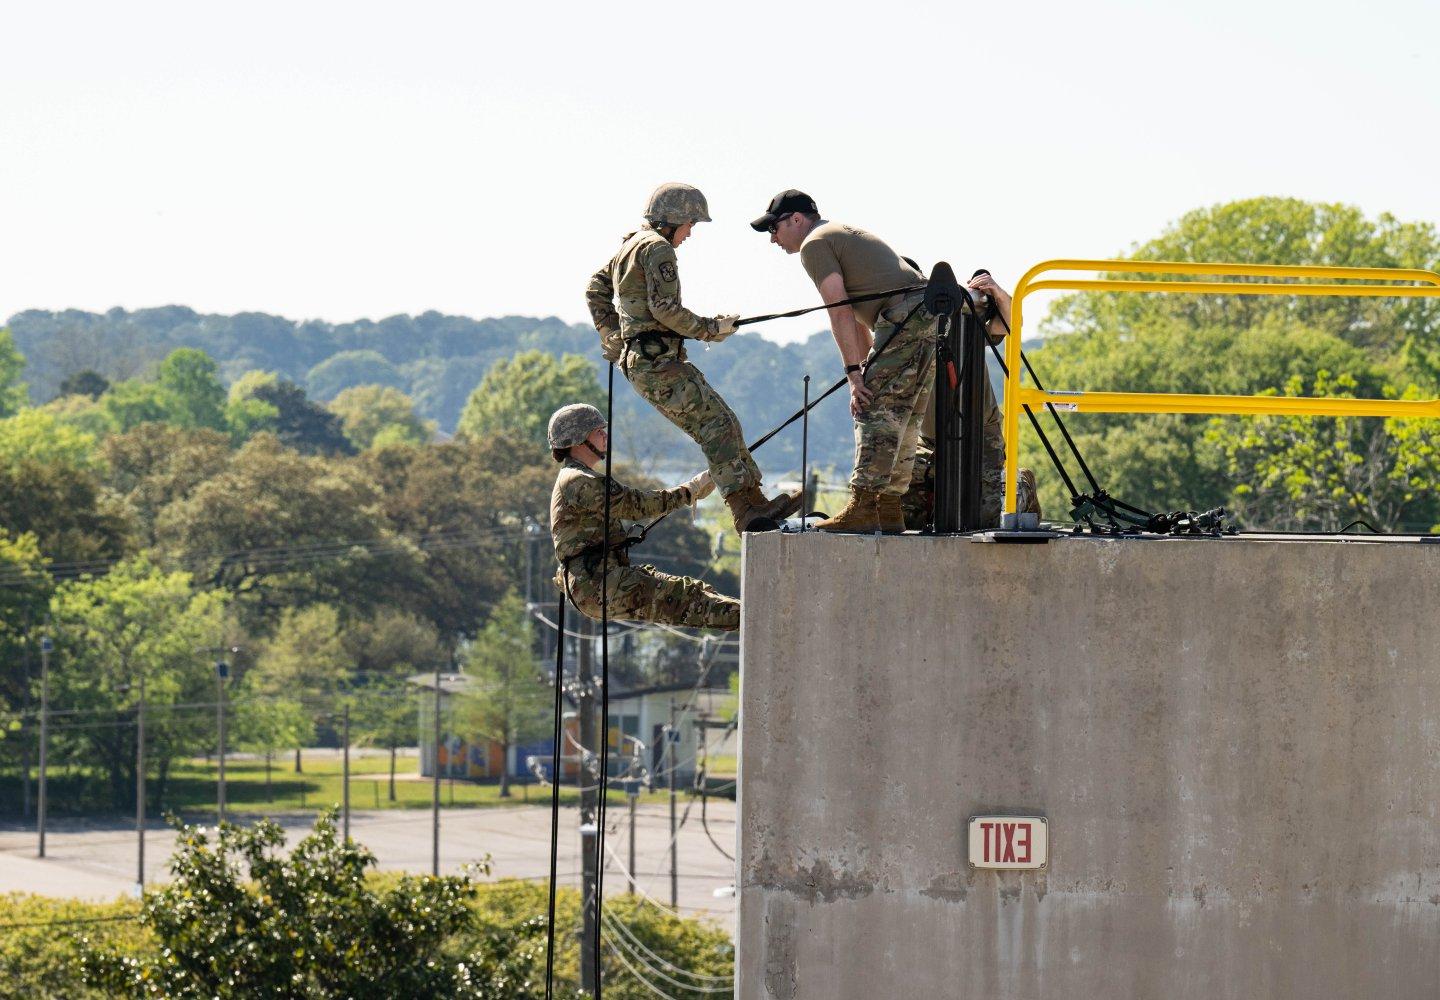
<box><xmin>845</xmin><ymin>363</ymin><xmax>863</xmax><ymax>374</ymax></box>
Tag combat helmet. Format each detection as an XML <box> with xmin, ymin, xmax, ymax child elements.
<box><xmin>644</xmin><ymin>182</ymin><xmax>712</xmax><ymax>227</ymax></box>
<box><xmin>548</xmin><ymin>403</ymin><xmax>606</xmax><ymax>450</ymax></box>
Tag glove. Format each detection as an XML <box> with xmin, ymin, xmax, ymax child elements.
<box><xmin>600</xmin><ymin>329</ymin><xmax>624</xmax><ymax>363</ymax></box>
<box><xmin>683</xmin><ymin>471</ymin><xmax>715</xmax><ymax>503</ymax></box>
<box><xmin>712</xmin><ymin>314</ymin><xmax>740</xmax><ymax>340</ymax></box>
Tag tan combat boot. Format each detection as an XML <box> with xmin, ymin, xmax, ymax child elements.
<box><xmin>815</xmin><ymin>488</ymin><xmax>882</xmax><ymax>534</ymax></box>
<box><xmin>877</xmin><ymin>493</ymin><xmax>906</xmax><ymax>534</ymax></box>
<box><xmin>725</xmin><ymin>483</ymin><xmax>804</xmax><ymax>533</ymax></box>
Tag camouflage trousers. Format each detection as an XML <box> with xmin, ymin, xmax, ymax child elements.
<box><xmin>852</xmin><ymin>302</ymin><xmax>938</xmax><ymax>495</ymax></box>
<box><xmin>556</xmin><ymin>563</ymin><xmax>739</xmax><ymax>632</ymax></box>
<box><xmin>900</xmin><ymin>380</ymin><xmax>1042</xmax><ymax>530</ymax></box>
<box><xmin>621</xmin><ymin>353</ymin><xmax>761</xmax><ymax>500</ymax></box>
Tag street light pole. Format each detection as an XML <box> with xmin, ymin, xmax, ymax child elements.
<box><xmin>216</xmin><ymin>658</ymin><xmax>229</xmax><ymax>825</ymax></box>
<box><xmin>136</xmin><ymin>667</ymin><xmax>146</xmax><ymax>894</ymax></box>
<box><xmin>37</xmin><ymin>634</ymin><xmax>51</xmax><ymax>859</ymax></box>
<box><xmin>342</xmin><ymin>701</ymin><xmax>351</xmax><ymax>842</ymax></box>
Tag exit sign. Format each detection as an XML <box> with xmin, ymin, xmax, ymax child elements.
<box><xmin>968</xmin><ymin>816</ymin><xmax>1047</xmax><ymax>870</ymax></box>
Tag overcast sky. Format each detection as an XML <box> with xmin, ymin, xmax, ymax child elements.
<box><xmin>3</xmin><ymin>0</ymin><xmax>1438</xmax><ymax>344</ymax></box>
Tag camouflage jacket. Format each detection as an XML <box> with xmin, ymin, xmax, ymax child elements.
<box><xmin>550</xmin><ymin>458</ymin><xmax>693</xmax><ymax>564</ymax></box>
<box><xmin>585</xmin><ymin>228</ymin><xmax>725</xmax><ymax>363</ymax></box>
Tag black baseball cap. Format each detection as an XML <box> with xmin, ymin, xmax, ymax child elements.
<box><xmin>750</xmin><ymin>189</ymin><xmax>818</xmax><ymax>232</ymax></box>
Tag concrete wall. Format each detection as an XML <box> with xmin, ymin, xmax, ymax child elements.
<box><xmin>737</xmin><ymin>533</ymin><xmax>1440</xmax><ymax>1000</ymax></box>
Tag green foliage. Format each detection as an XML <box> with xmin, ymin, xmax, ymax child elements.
<box><xmin>344</xmin><ymin>609</ymin><xmax>446</xmax><ymax>801</ymax></box>
<box><xmin>456</xmin><ymin>350</ymin><xmax>604</xmax><ymax>447</ymax></box>
<box><xmin>1203</xmin><ymin>372</ymin><xmax>1440</xmax><ymax>531</ymax></box>
<box><xmin>82</xmin><ymin>811</ymin><xmax>491</xmax><ymax>999</ymax></box>
<box><xmin>101</xmin><ymin>379</ymin><xmax>173</xmax><ymax>433</ymax></box>
<box><xmin>154</xmin><ymin>434</ymin><xmax>397</xmax><ymax>626</ymax></box>
<box><xmin>0</xmin><ymin>457</ymin><xmax>133</xmax><ymax>566</ymax></box>
<box><xmin>100</xmin><ymin>423</ymin><xmax>233</xmax><ymax>544</ymax></box>
<box><xmin>1020</xmin><ymin>197</ymin><xmax>1440</xmax><ymax>525</ymax></box>
<box><xmin>361</xmin><ymin>436</ymin><xmax>551</xmax><ymax>639</ymax></box>
<box><xmin>157</xmin><ymin>348</ymin><xmax>228</xmax><ymax>431</ymax></box>
<box><xmin>46</xmin><ymin>558</ymin><xmax>229</xmax><ymax>810</ymax></box>
<box><xmin>0</xmin><ymin>408</ymin><xmax>101</xmax><ymax>470</ymax></box>
<box><xmin>0</xmin><ymin>532</ymin><xmax>53</xmax><ymax>715</ymax></box>
<box><xmin>455</xmin><ymin>592</ymin><xmax>550</xmax><ymax>797</ymax></box>
<box><xmin>329</xmin><ymin>384</ymin><xmax>435</xmax><ymax>450</ymax></box>
<box><xmin>0</xmin><ymin>328</ymin><xmax>27</xmax><ymax>417</ymax></box>
<box><xmin>58</xmin><ymin>368</ymin><xmax>110</xmax><ymax>400</ymax></box>
<box><xmin>0</xmin><ymin>894</ymin><xmax>149</xmax><ymax>999</ymax></box>
<box><xmin>226</xmin><ymin>373</ymin><xmax>353</xmax><ymax>455</ymax></box>
<box><xmin>247</xmin><ymin>604</ymin><xmax>351</xmax><ymax>766</ymax></box>
<box><xmin>307</xmin><ymin>350</ymin><xmax>406</xmax><ymax>401</ymax></box>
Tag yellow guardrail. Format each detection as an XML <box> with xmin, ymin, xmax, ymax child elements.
<box><xmin>1002</xmin><ymin>260</ymin><xmax>1440</xmax><ymax>515</ymax></box>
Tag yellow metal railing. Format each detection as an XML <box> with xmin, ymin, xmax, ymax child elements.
<box><xmin>1002</xmin><ymin>260</ymin><xmax>1440</xmax><ymax>515</ymax></box>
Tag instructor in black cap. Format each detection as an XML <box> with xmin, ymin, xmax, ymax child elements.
<box><xmin>752</xmin><ymin>189</ymin><xmax>934</xmax><ymax>534</ymax></box>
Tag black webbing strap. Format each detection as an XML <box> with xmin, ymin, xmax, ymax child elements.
<box><xmin>735</xmin><ymin>283</ymin><xmax>927</xmax><ymax>327</ymax></box>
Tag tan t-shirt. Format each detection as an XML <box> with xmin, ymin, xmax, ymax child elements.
<box><xmin>799</xmin><ymin>221</ymin><xmax>926</xmax><ymax>329</ymax></box>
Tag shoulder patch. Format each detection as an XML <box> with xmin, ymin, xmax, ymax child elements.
<box><xmin>658</xmin><ymin>260</ymin><xmax>677</xmax><ymax>282</ymax></box>
<box><xmin>608</xmin><ymin>480</ymin><xmax>625</xmax><ymax>497</ymax></box>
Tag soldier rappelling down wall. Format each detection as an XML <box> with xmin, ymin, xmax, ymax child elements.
<box><xmin>586</xmin><ymin>183</ymin><xmax>802</xmax><ymax>534</ymax></box>
<box><xmin>548</xmin><ymin>403</ymin><xmax>740</xmax><ymax>631</ymax></box>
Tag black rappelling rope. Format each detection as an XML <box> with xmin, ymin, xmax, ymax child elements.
<box><xmin>594</xmin><ymin>360</ymin><xmax>615</xmax><ymax>997</ymax></box>
<box><xmin>543</xmin><ymin>586</ymin><xmax>566</xmax><ymax>999</ymax></box>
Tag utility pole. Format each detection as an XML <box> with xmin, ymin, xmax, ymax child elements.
<box><xmin>668</xmin><ymin>697</ymin><xmax>678</xmax><ymax>910</ymax></box>
<box><xmin>216</xmin><ymin>657</ymin><xmax>228</xmax><ymax>825</ymax></box>
<box><xmin>627</xmin><ymin>764</ymin><xmax>638</xmax><ymax>896</ymax></box>
<box><xmin>577</xmin><ymin>616</ymin><xmax>598</xmax><ymax>997</ymax></box>
<box><xmin>136</xmin><ymin>666</ymin><xmax>146</xmax><ymax>894</ymax></box>
<box><xmin>37</xmin><ymin>634</ymin><xmax>51</xmax><ymax>858</ymax></box>
<box><xmin>432</xmin><ymin>653</ymin><xmax>444</xmax><ymax>877</ymax></box>
<box><xmin>342</xmin><ymin>701</ymin><xmax>351</xmax><ymax>842</ymax></box>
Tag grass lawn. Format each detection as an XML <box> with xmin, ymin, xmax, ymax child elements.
<box><xmin>0</xmin><ymin>751</ymin><xmax>676</xmax><ymax>820</ymax></box>
<box><xmin>162</xmin><ymin>752</ymin><xmax>675</xmax><ymax>815</ymax></box>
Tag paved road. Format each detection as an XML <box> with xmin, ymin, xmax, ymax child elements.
<box><xmin>0</xmin><ymin>799</ymin><xmax>738</xmax><ymax>929</ymax></box>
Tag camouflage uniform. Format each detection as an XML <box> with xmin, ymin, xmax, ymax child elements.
<box><xmin>900</xmin><ymin>379</ymin><xmax>1042</xmax><ymax>530</ymax></box>
<box><xmin>550</xmin><ymin>457</ymin><xmax>738</xmax><ymax>631</ymax></box>
<box><xmin>586</xmin><ymin>228</ymin><xmax>761</xmax><ymax>500</ymax></box>
<box><xmin>851</xmin><ymin>297</ymin><xmax>939</xmax><ymax>496</ymax></box>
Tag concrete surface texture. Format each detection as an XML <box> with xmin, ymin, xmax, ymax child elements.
<box><xmin>737</xmin><ymin>532</ymin><xmax>1440</xmax><ymax>1000</ymax></box>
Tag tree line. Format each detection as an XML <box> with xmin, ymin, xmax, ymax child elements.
<box><xmin>0</xmin><ymin>339</ymin><xmax>730</xmax><ymax>815</ymax></box>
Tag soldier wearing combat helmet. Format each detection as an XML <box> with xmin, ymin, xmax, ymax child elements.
<box><xmin>585</xmin><ymin>182</ymin><xmax>801</xmax><ymax>533</ymax></box>
<box><xmin>547</xmin><ymin>403</ymin><xmax>740</xmax><ymax>631</ymax></box>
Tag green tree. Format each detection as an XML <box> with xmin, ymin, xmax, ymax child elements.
<box><xmin>154</xmin><ymin>434</ymin><xmax>402</xmax><ymax>627</ymax></box>
<box><xmin>100</xmin><ymin>423</ymin><xmax>233</xmax><ymax>545</ymax></box>
<box><xmin>0</xmin><ymin>408</ymin><xmax>101</xmax><ymax>470</ymax></box>
<box><xmin>82</xmin><ymin>811</ymin><xmax>492</xmax><ymax>999</ymax></box>
<box><xmin>329</xmin><ymin>384</ymin><xmax>435</xmax><ymax>450</ymax></box>
<box><xmin>101</xmin><ymin>379</ymin><xmax>172</xmax><ymax>433</ymax></box>
<box><xmin>231</xmin><ymin>687</ymin><xmax>312</xmax><ymax>801</ymax></box>
<box><xmin>157</xmin><ymin>347</ymin><xmax>228</xmax><ymax>430</ymax></box>
<box><xmin>307</xmin><ymin>349</ymin><xmax>405</xmax><ymax>401</ymax></box>
<box><xmin>1018</xmin><ymin>198</ymin><xmax>1440</xmax><ymax>522</ymax></box>
<box><xmin>0</xmin><ymin>532</ymin><xmax>53</xmax><ymax>720</ymax></box>
<box><xmin>0</xmin><ymin>328</ymin><xmax>27</xmax><ymax>417</ymax></box>
<box><xmin>247</xmin><ymin>604</ymin><xmax>353</xmax><ymax>772</ymax></box>
<box><xmin>47</xmin><ymin>559</ymin><xmax>229</xmax><ymax>810</ymax></box>
<box><xmin>362</xmin><ymin>436</ymin><xmax>550</xmax><ymax>640</ymax></box>
<box><xmin>226</xmin><ymin>372</ymin><xmax>353</xmax><ymax>454</ymax></box>
<box><xmin>1203</xmin><ymin>371</ymin><xmax>1440</xmax><ymax>532</ymax></box>
<box><xmin>0</xmin><ymin>458</ymin><xmax>132</xmax><ymax>566</ymax></box>
<box><xmin>454</xmin><ymin>593</ymin><xmax>549</xmax><ymax>798</ymax></box>
<box><xmin>57</xmin><ymin>368</ymin><xmax>110</xmax><ymax>400</ymax></box>
<box><xmin>344</xmin><ymin>609</ymin><xmax>445</xmax><ymax>800</ymax></box>
<box><xmin>455</xmin><ymin>350</ymin><xmax>603</xmax><ymax>447</ymax></box>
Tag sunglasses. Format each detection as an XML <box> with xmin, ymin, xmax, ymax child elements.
<box><xmin>767</xmin><ymin>212</ymin><xmax>796</xmax><ymax>235</ymax></box>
